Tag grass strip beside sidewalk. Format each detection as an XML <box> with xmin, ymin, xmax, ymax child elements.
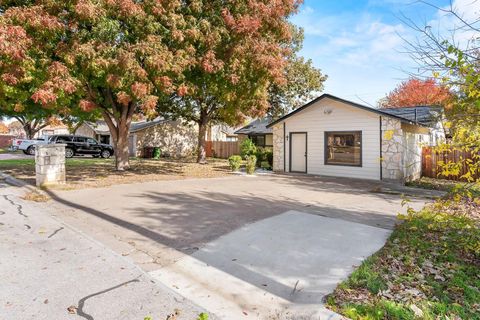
<box><xmin>326</xmin><ymin>195</ymin><xmax>480</xmax><ymax>320</ymax></box>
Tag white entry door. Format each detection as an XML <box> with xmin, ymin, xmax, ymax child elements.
<box><xmin>290</xmin><ymin>132</ymin><xmax>307</xmax><ymax>173</ymax></box>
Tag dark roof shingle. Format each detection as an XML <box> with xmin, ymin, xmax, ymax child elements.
<box><xmin>380</xmin><ymin>106</ymin><xmax>442</xmax><ymax>126</ymax></box>
<box><xmin>234</xmin><ymin>118</ymin><xmax>273</xmax><ymax>135</ymax></box>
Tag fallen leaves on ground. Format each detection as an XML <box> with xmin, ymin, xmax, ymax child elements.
<box><xmin>326</xmin><ymin>197</ymin><xmax>480</xmax><ymax>320</ymax></box>
<box><xmin>67</xmin><ymin>305</ymin><xmax>77</xmax><ymax>314</ymax></box>
<box><xmin>21</xmin><ymin>191</ymin><xmax>50</xmax><ymax>202</ymax></box>
<box><xmin>0</xmin><ymin>157</ymin><xmax>231</xmax><ymax>190</ymax></box>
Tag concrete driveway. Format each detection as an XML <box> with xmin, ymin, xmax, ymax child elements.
<box><xmin>0</xmin><ymin>180</ymin><xmax>206</xmax><ymax>320</ymax></box>
<box><xmin>46</xmin><ymin>174</ymin><xmax>438</xmax><ymax>319</ymax></box>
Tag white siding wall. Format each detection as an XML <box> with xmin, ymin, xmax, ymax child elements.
<box><xmin>283</xmin><ymin>97</ymin><xmax>381</xmax><ymax>180</ymax></box>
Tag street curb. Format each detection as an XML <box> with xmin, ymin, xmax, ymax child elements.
<box><xmin>0</xmin><ymin>171</ymin><xmax>49</xmax><ymax>195</ymax></box>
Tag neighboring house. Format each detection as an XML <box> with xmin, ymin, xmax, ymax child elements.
<box><xmin>75</xmin><ymin>121</ymin><xmax>112</xmax><ymax>144</ymax></box>
<box><xmin>76</xmin><ymin>118</ymin><xmax>197</xmax><ymax>158</ymax></box>
<box><xmin>7</xmin><ymin>121</ymin><xmax>25</xmax><ymax>138</ymax></box>
<box><xmin>234</xmin><ymin>118</ymin><xmax>273</xmax><ymax>148</ymax></box>
<box><xmin>267</xmin><ymin>93</ymin><xmax>444</xmax><ymax>182</ymax></box>
<box><xmin>36</xmin><ymin>124</ymin><xmax>69</xmax><ymax>138</ymax></box>
<box><xmin>207</xmin><ymin>124</ymin><xmax>239</xmax><ymax>142</ymax></box>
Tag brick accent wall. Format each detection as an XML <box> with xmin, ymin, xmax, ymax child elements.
<box><xmin>0</xmin><ymin>134</ymin><xmax>16</xmax><ymax>148</ymax></box>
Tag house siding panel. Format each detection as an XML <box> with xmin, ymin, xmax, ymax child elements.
<box><xmin>74</xmin><ymin>123</ymin><xmax>97</xmax><ymax>138</ymax></box>
<box><xmin>134</xmin><ymin>120</ymin><xmax>197</xmax><ymax>158</ymax></box>
<box><xmin>282</xmin><ymin>97</ymin><xmax>381</xmax><ymax>180</ymax></box>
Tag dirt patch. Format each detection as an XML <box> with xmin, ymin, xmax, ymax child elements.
<box><xmin>22</xmin><ymin>191</ymin><xmax>51</xmax><ymax>202</ymax></box>
<box><xmin>0</xmin><ymin>157</ymin><xmax>231</xmax><ymax>190</ymax></box>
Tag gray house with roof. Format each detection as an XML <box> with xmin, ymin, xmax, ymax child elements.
<box><xmin>266</xmin><ymin>93</ymin><xmax>444</xmax><ymax>182</ymax></box>
<box><xmin>75</xmin><ymin>118</ymin><xmax>197</xmax><ymax>158</ymax></box>
<box><xmin>234</xmin><ymin>118</ymin><xmax>274</xmax><ymax>148</ymax></box>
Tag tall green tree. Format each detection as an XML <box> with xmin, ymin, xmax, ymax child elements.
<box><xmin>158</xmin><ymin>0</ymin><xmax>303</xmax><ymax>163</ymax></box>
<box><xmin>268</xmin><ymin>28</ymin><xmax>326</xmax><ymax>119</ymax></box>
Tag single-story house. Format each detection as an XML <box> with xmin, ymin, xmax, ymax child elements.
<box><xmin>36</xmin><ymin>124</ymin><xmax>70</xmax><ymax>138</ymax></box>
<box><xmin>75</xmin><ymin>118</ymin><xmax>197</xmax><ymax>158</ymax></box>
<box><xmin>234</xmin><ymin>118</ymin><xmax>273</xmax><ymax>148</ymax></box>
<box><xmin>75</xmin><ymin>121</ymin><xmax>112</xmax><ymax>145</ymax></box>
<box><xmin>267</xmin><ymin>93</ymin><xmax>444</xmax><ymax>182</ymax></box>
<box><xmin>207</xmin><ymin>124</ymin><xmax>239</xmax><ymax>142</ymax></box>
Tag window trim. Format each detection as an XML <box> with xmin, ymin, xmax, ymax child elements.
<box><xmin>324</xmin><ymin>131</ymin><xmax>363</xmax><ymax>167</ymax></box>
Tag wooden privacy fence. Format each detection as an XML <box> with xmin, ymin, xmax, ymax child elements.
<box><xmin>422</xmin><ymin>146</ymin><xmax>480</xmax><ymax>181</ymax></box>
<box><xmin>206</xmin><ymin>141</ymin><xmax>240</xmax><ymax>158</ymax></box>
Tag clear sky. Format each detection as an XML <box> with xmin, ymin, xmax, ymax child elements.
<box><xmin>290</xmin><ymin>0</ymin><xmax>466</xmax><ymax>107</ymax></box>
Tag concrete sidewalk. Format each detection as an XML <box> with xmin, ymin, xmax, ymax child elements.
<box><xmin>0</xmin><ymin>181</ymin><xmax>208</xmax><ymax>320</ymax></box>
<box><xmin>150</xmin><ymin>211</ymin><xmax>389</xmax><ymax>319</ymax></box>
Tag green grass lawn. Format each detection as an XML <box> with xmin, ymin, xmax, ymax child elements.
<box><xmin>326</xmin><ymin>194</ymin><xmax>480</xmax><ymax>319</ymax></box>
<box><xmin>0</xmin><ymin>147</ymin><xmax>13</xmax><ymax>154</ymax></box>
<box><xmin>0</xmin><ymin>156</ymin><xmax>230</xmax><ymax>189</ymax></box>
<box><xmin>0</xmin><ymin>157</ymin><xmax>111</xmax><ymax>167</ymax></box>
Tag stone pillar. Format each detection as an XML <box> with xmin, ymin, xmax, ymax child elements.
<box><xmin>381</xmin><ymin>117</ymin><xmax>405</xmax><ymax>181</ymax></box>
<box><xmin>35</xmin><ymin>144</ymin><xmax>66</xmax><ymax>187</ymax></box>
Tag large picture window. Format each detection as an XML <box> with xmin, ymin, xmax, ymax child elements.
<box><xmin>325</xmin><ymin>131</ymin><xmax>362</xmax><ymax>166</ymax></box>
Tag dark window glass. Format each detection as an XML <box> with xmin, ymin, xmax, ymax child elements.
<box><xmin>75</xmin><ymin>137</ymin><xmax>87</xmax><ymax>143</ymax></box>
<box><xmin>86</xmin><ymin>138</ymin><xmax>97</xmax><ymax>144</ymax></box>
<box><xmin>250</xmin><ymin>135</ymin><xmax>265</xmax><ymax>147</ymax></box>
<box><xmin>57</xmin><ymin>136</ymin><xmax>72</xmax><ymax>142</ymax></box>
<box><xmin>325</xmin><ymin>131</ymin><xmax>362</xmax><ymax>166</ymax></box>
<box><xmin>100</xmin><ymin>135</ymin><xmax>110</xmax><ymax>144</ymax></box>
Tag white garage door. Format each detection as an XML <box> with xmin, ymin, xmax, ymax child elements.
<box><xmin>290</xmin><ymin>132</ymin><xmax>307</xmax><ymax>173</ymax></box>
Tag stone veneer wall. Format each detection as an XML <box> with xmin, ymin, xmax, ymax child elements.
<box><xmin>134</xmin><ymin>121</ymin><xmax>198</xmax><ymax>158</ymax></box>
<box><xmin>381</xmin><ymin>118</ymin><xmax>428</xmax><ymax>182</ymax></box>
<box><xmin>74</xmin><ymin>123</ymin><xmax>96</xmax><ymax>138</ymax></box>
<box><xmin>35</xmin><ymin>144</ymin><xmax>66</xmax><ymax>187</ymax></box>
<box><xmin>381</xmin><ymin>117</ymin><xmax>404</xmax><ymax>181</ymax></box>
<box><xmin>272</xmin><ymin>124</ymin><xmax>284</xmax><ymax>172</ymax></box>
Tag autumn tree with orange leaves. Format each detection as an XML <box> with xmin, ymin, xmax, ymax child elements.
<box><xmin>157</xmin><ymin>0</ymin><xmax>304</xmax><ymax>163</ymax></box>
<box><xmin>1</xmin><ymin>0</ymin><xmax>305</xmax><ymax>168</ymax></box>
<box><xmin>0</xmin><ymin>4</ymin><xmax>83</xmax><ymax>139</ymax></box>
<box><xmin>379</xmin><ymin>78</ymin><xmax>452</xmax><ymax>108</ymax></box>
<box><xmin>0</xmin><ymin>1</ymin><xmax>196</xmax><ymax>170</ymax></box>
<box><xmin>0</xmin><ymin>122</ymin><xmax>8</xmax><ymax>134</ymax></box>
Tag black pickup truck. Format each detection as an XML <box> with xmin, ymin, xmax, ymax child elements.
<box><xmin>49</xmin><ymin>135</ymin><xmax>114</xmax><ymax>158</ymax></box>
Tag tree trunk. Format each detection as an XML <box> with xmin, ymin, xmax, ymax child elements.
<box><xmin>197</xmin><ymin>112</ymin><xmax>208</xmax><ymax>164</ymax></box>
<box><xmin>22</xmin><ymin>122</ymin><xmax>42</xmax><ymax>139</ymax></box>
<box><xmin>23</xmin><ymin>124</ymin><xmax>35</xmax><ymax>139</ymax></box>
<box><xmin>114</xmin><ymin>123</ymin><xmax>130</xmax><ymax>171</ymax></box>
<box><xmin>100</xmin><ymin>96</ymin><xmax>135</xmax><ymax>171</ymax></box>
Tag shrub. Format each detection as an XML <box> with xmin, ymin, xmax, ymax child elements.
<box><xmin>260</xmin><ymin>161</ymin><xmax>271</xmax><ymax>170</ymax></box>
<box><xmin>255</xmin><ymin>146</ymin><xmax>266</xmax><ymax>164</ymax></box>
<box><xmin>240</xmin><ymin>138</ymin><xmax>257</xmax><ymax>159</ymax></box>
<box><xmin>265</xmin><ymin>149</ymin><xmax>273</xmax><ymax>167</ymax></box>
<box><xmin>245</xmin><ymin>155</ymin><xmax>257</xmax><ymax>174</ymax></box>
<box><xmin>228</xmin><ymin>155</ymin><xmax>242</xmax><ymax>171</ymax></box>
